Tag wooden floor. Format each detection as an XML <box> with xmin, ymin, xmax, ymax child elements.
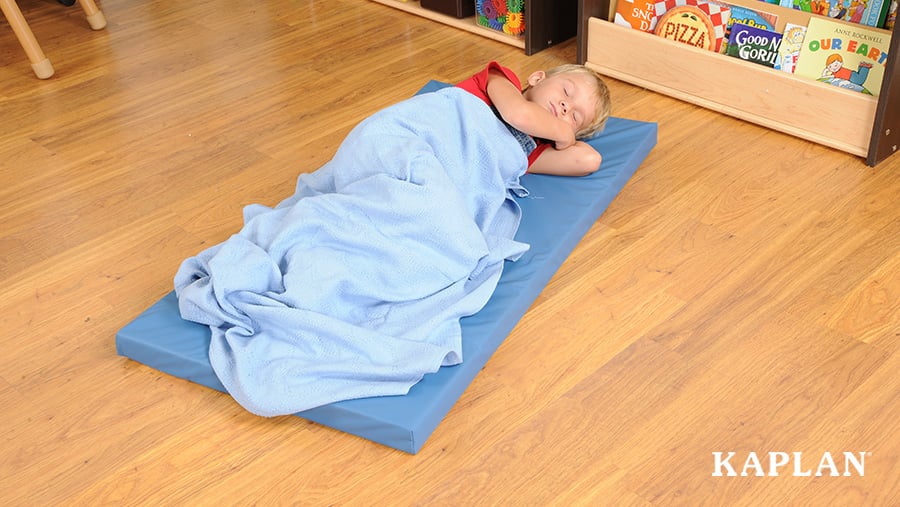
<box><xmin>2</xmin><ymin>0</ymin><xmax>898</xmax><ymax>504</ymax></box>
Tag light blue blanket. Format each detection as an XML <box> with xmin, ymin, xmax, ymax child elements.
<box><xmin>174</xmin><ymin>87</ymin><xmax>530</xmax><ymax>417</ymax></box>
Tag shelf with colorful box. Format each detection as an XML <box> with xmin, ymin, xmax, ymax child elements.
<box><xmin>370</xmin><ymin>0</ymin><xmax>579</xmax><ymax>55</ymax></box>
<box><xmin>575</xmin><ymin>0</ymin><xmax>899</xmax><ymax>166</ymax></box>
<box><xmin>474</xmin><ymin>0</ymin><xmax>526</xmax><ymax>37</ymax></box>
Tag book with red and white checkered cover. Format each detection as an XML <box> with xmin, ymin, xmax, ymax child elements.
<box><xmin>652</xmin><ymin>0</ymin><xmax>732</xmax><ymax>51</ymax></box>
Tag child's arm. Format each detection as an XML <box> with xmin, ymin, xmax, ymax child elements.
<box><xmin>485</xmin><ymin>70</ymin><xmax>576</xmax><ymax>150</ymax></box>
<box><xmin>528</xmin><ymin>141</ymin><xmax>603</xmax><ymax>177</ymax></box>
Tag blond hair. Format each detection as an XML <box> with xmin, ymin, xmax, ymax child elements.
<box><xmin>544</xmin><ymin>64</ymin><xmax>611</xmax><ymax>139</ymax></box>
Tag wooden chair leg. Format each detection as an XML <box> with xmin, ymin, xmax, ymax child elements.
<box><xmin>0</xmin><ymin>0</ymin><xmax>54</xmax><ymax>78</ymax></box>
<box><xmin>76</xmin><ymin>0</ymin><xmax>106</xmax><ymax>30</ymax></box>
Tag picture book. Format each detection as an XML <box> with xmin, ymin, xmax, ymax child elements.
<box><xmin>725</xmin><ymin>22</ymin><xmax>783</xmax><ymax>66</ymax></box>
<box><xmin>794</xmin><ymin>17</ymin><xmax>892</xmax><ymax>95</ymax></box>
<box><xmin>860</xmin><ymin>0</ymin><xmax>888</xmax><ymax>26</ymax></box>
<box><xmin>652</xmin><ymin>0</ymin><xmax>732</xmax><ymax>51</ymax></box>
<box><xmin>885</xmin><ymin>0</ymin><xmax>897</xmax><ymax>28</ymax></box>
<box><xmin>778</xmin><ymin>0</ymin><xmax>811</xmax><ymax>11</ymax></box>
<box><xmin>614</xmin><ymin>0</ymin><xmax>660</xmax><ymax>32</ymax></box>
<box><xmin>815</xmin><ymin>0</ymin><xmax>882</xmax><ymax>24</ymax></box>
<box><xmin>826</xmin><ymin>0</ymin><xmax>851</xmax><ymax>20</ymax></box>
<box><xmin>807</xmin><ymin>0</ymin><xmax>846</xmax><ymax>18</ymax></box>
<box><xmin>844</xmin><ymin>0</ymin><xmax>869</xmax><ymax>23</ymax></box>
<box><xmin>775</xmin><ymin>23</ymin><xmax>808</xmax><ymax>72</ymax></box>
<box><xmin>720</xmin><ymin>3</ymin><xmax>778</xmax><ymax>53</ymax></box>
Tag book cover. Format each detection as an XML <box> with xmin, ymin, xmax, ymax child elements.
<box><xmin>845</xmin><ymin>0</ymin><xmax>870</xmax><ymax>24</ymax></box>
<box><xmin>822</xmin><ymin>0</ymin><xmax>877</xmax><ymax>24</ymax></box>
<box><xmin>775</xmin><ymin>23</ymin><xmax>808</xmax><ymax>72</ymax></box>
<box><xmin>809</xmin><ymin>0</ymin><xmax>828</xmax><ymax>15</ymax></box>
<box><xmin>807</xmin><ymin>0</ymin><xmax>852</xmax><ymax>20</ymax></box>
<box><xmin>885</xmin><ymin>0</ymin><xmax>897</xmax><ymax>28</ymax></box>
<box><xmin>859</xmin><ymin>0</ymin><xmax>887</xmax><ymax>26</ymax></box>
<box><xmin>825</xmin><ymin>0</ymin><xmax>851</xmax><ymax>21</ymax></box>
<box><xmin>720</xmin><ymin>3</ymin><xmax>779</xmax><ymax>53</ymax></box>
<box><xmin>725</xmin><ymin>22</ymin><xmax>783</xmax><ymax>66</ymax></box>
<box><xmin>779</xmin><ymin>0</ymin><xmax>812</xmax><ymax>10</ymax></box>
<box><xmin>614</xmin><ymin>0</ymin><xmax>660</xmax><ymax>32</ymax></box>
<box><xmin>652</xmin><ymin>0</ymin><xmax>732</xmax><ymax>51</ymax></box>
<box><xmin>792</xmin><ymin>0</ymin><xmax>814</xmax><ymax>12</ymax></box>
<box><xmin>794</xmin><ymin>17</ymin><xmax>892</xmax><ymax>95</ymax></box>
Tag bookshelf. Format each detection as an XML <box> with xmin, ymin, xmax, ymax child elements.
<box><xmin>576</xmin><ymin>0</ymin><xmax>899</xmax><ymax>166</ymax></box>
<box><xmin>371</xmin><ymin>0</ymin><xmax>579</xmax><ymax>55</ymax></box>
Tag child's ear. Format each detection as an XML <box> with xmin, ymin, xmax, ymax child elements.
<box><xmin>527</xmin><ymin>71</ymin><xmax>546</xmax><ymax>87</ymax></box>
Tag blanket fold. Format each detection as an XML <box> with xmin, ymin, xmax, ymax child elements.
<box><xmin>174</xmin><ymin>87</ymin><xmax>530</xmax><ymax>416</ymax></box>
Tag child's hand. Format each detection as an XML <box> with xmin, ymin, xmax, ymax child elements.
<box><xmin>554</xmin><ymin>131</ymin><xmax>576</xmax><ymax>151</ymax></box>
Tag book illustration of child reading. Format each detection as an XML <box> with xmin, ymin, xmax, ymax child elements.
<box><xmin>820</xmin><ymin>53</ymin><xmax>874</xmax><ymax>93</ymax></box>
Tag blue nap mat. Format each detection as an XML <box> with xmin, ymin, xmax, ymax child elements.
<box><xmin>116</xmin><ymin>81</ymin><xmax>658</xmax><ymax>454</ymax></box>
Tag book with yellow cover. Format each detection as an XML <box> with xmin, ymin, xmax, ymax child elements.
<box><xmin>793</xmin><ymin>17</ymin><xmax>892</xmax><ymax>95</ymax></box>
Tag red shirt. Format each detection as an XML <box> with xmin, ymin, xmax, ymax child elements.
<box><xmin>456</xmin><ymin>61</ymin><xmax>551</xmax><ymax>168</ymax></box>
<box><xmin>832</xmin><ymin>66</ymin><xmax>853</xmax><ymax>80</ymax></box>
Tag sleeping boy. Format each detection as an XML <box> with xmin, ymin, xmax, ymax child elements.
<box><xmin>174</xmin><ymin>61</ymin><xmax>613</xmax><ymax>417</ymax></box>
<box><xmin>456</xmin><ymin>61</ymin><xmax>611</xmax><ymax>177</ymax></box>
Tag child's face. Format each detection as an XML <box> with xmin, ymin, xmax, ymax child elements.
<box><xmin>523</xmin><ymin>71</ymin><xmax>598</xmax><ymax>135</ymax></box>
<box><xmin>827</xmin><ymin>60</ymin><xmax>843</xmax><ymax>72</ymax></box>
